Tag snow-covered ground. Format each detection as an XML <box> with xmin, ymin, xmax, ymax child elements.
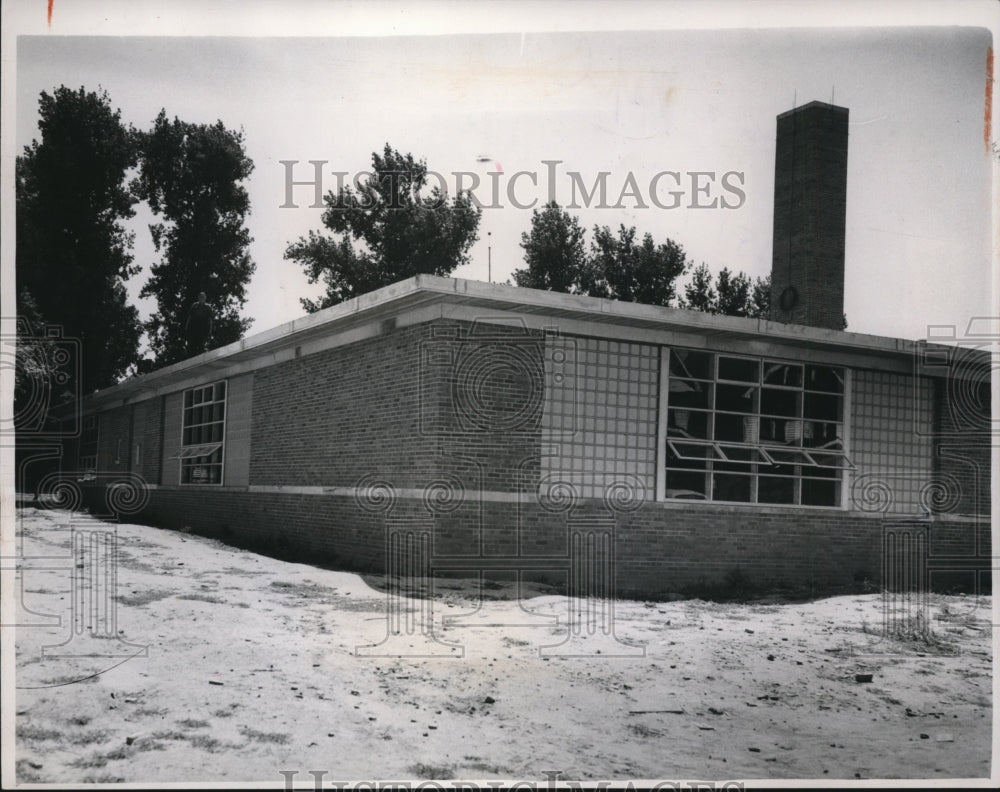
<box><xmin>8</xmin><ymin>506</ymin><xmax>994</xmax><ymax>785</ymax></box>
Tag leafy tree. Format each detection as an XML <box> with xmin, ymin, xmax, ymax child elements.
<box><xmin>681</xmin><ymin>263</ymin><xmax>717</xmax><ymax>313</ymax></box>
<box><xmin>16</xmin><ymin>85</ymin><xmax>142</xmax><ymax>394</ymax></box>
<box><xmin>286</xmin><ymin>144</ymin><xmax>482</xmax><ymax>312</ymax></box>
<box><xmin>513</xmin><ymin>202</ymin><xmax>588</xmax><ymax>293</ymax></box>
<box><xmin>681</xmin><ymin>265</ymin><xmax>770</xmax><ymax>318</ymax></box>
<box><xmin>134</xmin><ymin>111</ymin><xmax>256</xmax><ymax>365</ymax></box>
<box><xmin>715</xmin><ymin>268</ymin><xmax>751</xmax><ymax>316</ymax></box>
<box><xmin>590</xmin><ymin>224</ymin><xmax>689</xmax><ymax>307</ymax></box>
<box><xmin>749</xmin><ymin>274</ymin><xmax>772</xmax><ymax>319</ymax></box>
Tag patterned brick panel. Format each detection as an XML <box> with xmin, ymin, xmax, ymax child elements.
<box><xmin>542</xmin><ymin>336</ymin><xmax>658</xmax><ymax>502</ymax></box>
<box><xmin>850</xmin><ymin>369</ymin><xmax>935</xmax><ymax>514</ymax></box>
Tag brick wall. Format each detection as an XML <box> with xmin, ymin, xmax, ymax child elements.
<box><xmin>130</xmin><ymin>486</ymin><xmax>985</xmax><ymax>597</ymax></box>
<box><xmin>249</xmin><ymin>323</ymin><xmax>440</xmax><ymax>489</ymax></box>
<box><xmin>161</xmin><ymin>392</ymin><xmax>183</xmax><ymax>487</ymax></box>
<box><xmin>225</xmin><ymin>373</ymin><xmax>254</xmax><ymax>486</ymax></box>
<box><xmin>65</xmin><ymin>316</ymin><xmax>988</xmax><ymax>597</ymax></box>
<box><xmin>96</xmin><ymin>405</ymin><xmax>131</xmax><ymax>472</ymax></box>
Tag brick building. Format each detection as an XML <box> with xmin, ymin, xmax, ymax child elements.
<box><xmin>44</xmin><ymin>102</ymin><xmax>993</xmax><ymax>596</ymax></box>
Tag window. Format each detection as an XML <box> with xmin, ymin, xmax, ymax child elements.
<box><xmin>79</xmin><ymin>414</ymin><xmax>98</xmax><ymax>471</ymax></box>
<box><xmin>664</xmin><ymin>349</ymin><xmax>851</xmax><ymax>506</ymax></box>
<box><xmin>178</xmin><ymin>381</ymin><xmax>226</xmax><ymax>485</ymax></box>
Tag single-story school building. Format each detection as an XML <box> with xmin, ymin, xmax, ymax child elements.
<box><xmin>50</xmin><ymin>101</ymin><xmax>993</xmax><ymax>596</ymax></box>
<box><xmin>53</xmin><ymin>272</ymin><xmax>991</xmax><ymax>596</ymax></box>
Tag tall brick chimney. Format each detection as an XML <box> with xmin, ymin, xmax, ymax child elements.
<box><xmin>770</xmin><ymin>101</ymin><xmax>849</xmax><ymax>329</ymax></box>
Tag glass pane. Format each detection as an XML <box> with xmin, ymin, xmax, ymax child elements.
<box><xmin>665</xmin><ymin>469</ymin><xmax>709</xmax><ymax>499</ymax></box>
<box><xmin>809</xmin><ymin>452</ymin><xmax>852</xmax><ymax>469</ymax></box>
<box><xmin>763</xmin><ymin>361</ymin><xmax>802</xmax><ymax>388</ymax></box>
<box><xmin>767</xmin><ymin>419</ymin><xmax>804</xmax><ymax>445</ymax></box>
<box><xmin>669</xmin><ymin>441</ymin><xmax>723</xmax><ymax>460</ymax></box>
<box><xmin>804</xmin><ymin>392</ymin><xmax>843</xmax><ymax>421</ymax></box>
<box><xmin>802</xmin><ymin>478</ymin><xmax>839</xmax><ymax>506</ymax></box>
<box><xmin>759</xmin><ymin>475</ymin><xmax>796</xmax><ymax>504</ymax></box>
<box><xmin>714</xmin><ymin>412</ymin><xmax>757</xmax><ymax>443</ymax></box>
<box><xmin>805</xmin><ymin>365</ymin><xmax>844</xmax><ymax>393</ymax></box>
<box><xmin>718</xmin><ymin>356</ymin><xmax>759</xmax><ymax>383</ymax></box>
<box><xmin>668</xmin><ymin>379</ymin><xmax>713</xmax><ymax>409</ymax></box>
<box><xmin>803</xmin><ymin>422</ymin><xmax>842</xmax><ymax>449</ymax></box>
<box><xmin>669</xmin><ymin>349</ymin><xmax>713</xmax><ymax>380</ymax></box>
<box><xmin>215</xmin><ymin>382</ymin><xmax>226</xmax><ymax>401</ymax></box>
<box><xmin>759</xmin><ymin>417</ymin><xmax>785</xmax><ymax>444</ymax></box>
<box><xmin>806</xmin><ymin>465</ymin><xmax>840</xmax><ymax>479</ymax></box>
<box><xmin>716</xmin><ymin>383</ymin><xmax>758</xmax><ymax>413</ymax></box>
<box><xmin>665</xmin><ymin>452</ymin><xmax>710</xmax><ymax>470</ymax></box>
<box><xmin>764</xmin><ymin>447</ymin><xmax>813</xmax><ymax>465</ymax></box>
<box><xmin>761</xmin><ymin>388</ymin><xmax>800</xmax><ymax>417</ymax></box>
<box><xmin>184</xmin><ymin>391</ymin><xmax>193</xmax><ymax>408</ymax></box>
<box><xmin>716</xmin><ymin>444</ymin><xmax>767</xmax><ymax>464</ymax></box>
<box><xmin>667</xmin><ymin>408</ymin><xmax>711</xmax><ymax>440</ymax></box>
<box><xmin>713</xmin><ymin>473</ymin><xmax>752</xmax><ymax>502</ymax></box>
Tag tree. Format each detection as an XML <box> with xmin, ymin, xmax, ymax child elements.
<box><xmin>681</xmin><ymin>263</ymin><xmax>717</xmax><ymax>313</ymax></box>
<box><xmin>16</xmin><ymin>85</ymin><xmax>142</xmax><ymax>394</ymax></box>
<box><xmin>286</xmin><ymin>145</ymin><xmax>482</xmax><ymax>312</ymax></box>
<box><xmin>681</xmin><ymin>265</ymin><xmax>771</xmax><ymax>318</ymax></box>
<box><xmin>715</xmin><ymin>268</ymin><xmax>751</xmax><ymax>317</ymax></box>
<box><xmin>134</xmin><ymin>111</ymin><xmax>256</xmax><ymax>365</ymax></box>
<box><xmin>749</xmin><ymin>274</ymin><xmax>771</xmax><ymax>319</ymax></box>
<box><xmin>591</xmin><ymin>224</ymin><xmax>688</xmax><ymax>306</ymax></box>
<box><xmin>512</xmin><ymin>202</ymin><xmax>589</xmax><ymax>293</ymax></box>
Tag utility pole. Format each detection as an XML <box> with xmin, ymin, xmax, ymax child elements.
<box><xmin>487</xmin><ymin>231</ymin><xmax>492</xmax><ymax>283</ymax></box>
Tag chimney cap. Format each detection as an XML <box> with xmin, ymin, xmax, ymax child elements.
<box><xmin>776</xmin><ymin>100</ymin><xmax>849</xmax><ymax>121</ymax></box>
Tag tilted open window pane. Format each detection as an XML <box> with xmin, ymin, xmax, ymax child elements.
<box><xmin>667</xmin><ymin>441</ymin><xmax>725</xmax><ymax>461</ymax></box>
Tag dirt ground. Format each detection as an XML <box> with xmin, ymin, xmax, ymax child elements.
<box><xmin>7</xmin><ymin>506</ymin><xmax>995</xmax><ymax>785</ymax></box>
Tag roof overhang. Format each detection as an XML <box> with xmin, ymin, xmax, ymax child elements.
<box><xmin>67</xmin><ymin>275</ymin><xmax>993</xmax><ymax>413</ymax></box>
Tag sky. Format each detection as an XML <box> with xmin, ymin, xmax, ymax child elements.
<box><xmin>3</xmin><ymin>1</ymin><xmax>997</xmax><ymax>345</ymax></box>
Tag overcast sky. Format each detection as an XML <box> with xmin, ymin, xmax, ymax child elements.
<box><xmin>4</xmin><ymin>1</ymin><xmax>997</xmax><ymax>344</ymax></box>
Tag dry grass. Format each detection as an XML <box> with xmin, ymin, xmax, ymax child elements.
<box><xmin>116</xmin><ymin>589</ymin><xmax>174</xmax><ymax>607</ymax></box>
<box><xmin>238</xmin><ymin>726</ymin><xmax>291</xmax><ymax>744</ymax></box>
<box><xmin>409</xmin><ymin>762</ymin><xmax>458</xmax><ymax>779</ymax></box>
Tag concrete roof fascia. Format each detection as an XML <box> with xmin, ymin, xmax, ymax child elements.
<box><xmin>70</xmin><ymin>274</ymin><xmax>990</xmax><ymax>412</ymax></box>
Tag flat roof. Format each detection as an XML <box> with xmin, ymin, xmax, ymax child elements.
<box><xmin>74</xmin><ymin>275</ymin><xmax>991</xmax><ymax>410</ymax></box>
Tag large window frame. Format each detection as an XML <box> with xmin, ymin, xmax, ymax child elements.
<box><xmin>658</xmin><ymin>347</ymin><xmax>852</xmax><ymax>507</ymax></box>
<box><xmin>177</xmin><ymin>381</ymin><xmax>227</xmax><ymax>486</ymax></box>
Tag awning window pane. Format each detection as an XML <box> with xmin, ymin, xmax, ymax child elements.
<box><xmin>808</xmin><ymin>452</ymin><xmax>855</xmax><ymax>470</ymax></box>
<box><xmin>716</xmin><ymin>444</ymin><xmax>768</xmax><ymax>465</ymax></box>
<box><xmin>762</xmin><ymin>447</ymin><xmax>813</xmax><ymax>465</ymax></box>
<box><xmin>667</xmin><ymin>441</ymin><xmax>724</xmax><ymax>461</ymax></box>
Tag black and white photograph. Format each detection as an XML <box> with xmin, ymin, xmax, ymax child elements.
<box><xmin>2</xmin><ymin>1</ymin><xmax>997</xmax><ymax>787</ymax></box>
